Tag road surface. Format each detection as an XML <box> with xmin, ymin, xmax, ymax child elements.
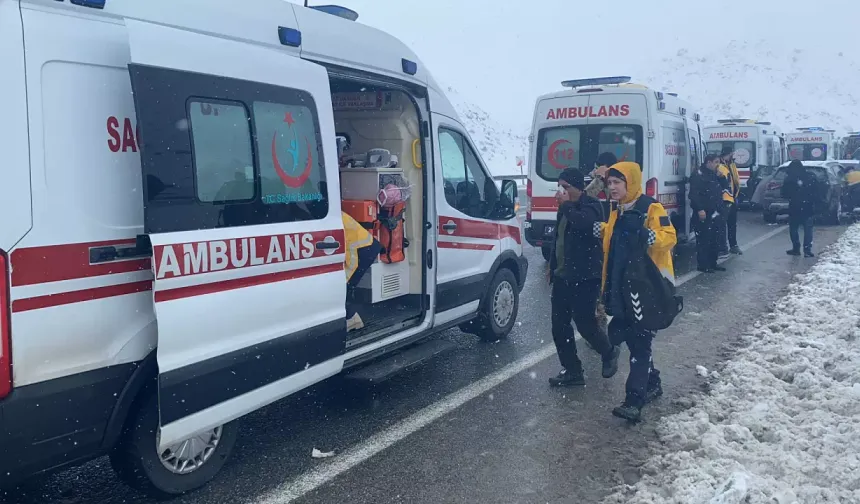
<box><xmin>2</xmin><ymin>212</ymin><xmax>847</xmax><ymax>504</ymax></box>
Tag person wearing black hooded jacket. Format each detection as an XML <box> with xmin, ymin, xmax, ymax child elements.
<box><xmin>689</xmin><ymin>154</ymin><xmax>726</xmax><ymax>273</ymax></box>
<box><xmin>547</xmin><ymin>168</ymin><xmax>620</xmax><ymax>387</ymax></box>
<box><xmin>781</xmin><ymin>160</ymin><xmax>820</xmax><ymax>257</ymax></box>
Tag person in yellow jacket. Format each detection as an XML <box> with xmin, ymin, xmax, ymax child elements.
<box><xmin>845</xmin><ymin>167</ymin><xmax>860</xmax><ymax>218</ymax></box>
<box><xmin>594</xmin><ymin>161</ymin><xmax>676</xmax><ymax>422</ymax></box>
<box><xmin>717</xmin><ymin>148</ymin><xmax>742</xmax><ymax>255</ymax></box>
<box><xmin>342</xmin><ymin>212</ymin><xmax>382</xmax><ymax>332</ymax></box>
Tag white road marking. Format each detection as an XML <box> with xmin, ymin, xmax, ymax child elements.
<box><xmin>253</xmin><ymin>224</ymin><xmax>789</xmax><ymax>504</ymax></box>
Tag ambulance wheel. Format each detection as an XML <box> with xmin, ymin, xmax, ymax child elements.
<box><xmin>541</xmin><ymin>246</ymin><xmax>552</xmax><ymax>262</ymax></box>
<box><xmin>110</xmin><ymin>390</ymin><xmax>239</xmax><ymax>498</ymax></box>
<box><xmin>476</xmin><ymin>268</ymin><xmax>519</xmax><ymax>342</ymax></box>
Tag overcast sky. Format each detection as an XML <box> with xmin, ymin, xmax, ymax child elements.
<box><xmin>295</xmin><ymin>0</ymin><xmax>856</xmax><ymax>130</ymax></box>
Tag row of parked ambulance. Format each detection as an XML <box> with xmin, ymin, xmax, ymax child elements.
<box><xmin>523</xmin><ymin>77</ymin><xmax>859</xmax><ymax>256</ymax></box>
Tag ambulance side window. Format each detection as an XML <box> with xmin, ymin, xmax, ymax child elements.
<box><xmin>188</xmin><ymin>100</ymin><xmax>255</xmax><ymax>203</ymax></box>
<box><xmin>439</xmin><ymin>128</ymin><xmax>498</xmax><ymax>219</ymax></box>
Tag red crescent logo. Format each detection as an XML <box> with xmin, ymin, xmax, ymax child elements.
<box><xmin>547</xmin><ymin>139</ymin><xmax>571</xmax><ymax>170</ymax></box>
<box><xmin>271</xmin><ymin>134</ymin><xmax>314</xmax><ymax>189</ymax></box>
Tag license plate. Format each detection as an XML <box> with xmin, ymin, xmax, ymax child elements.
<box><xmin>545</xmin><ymin>226</ymin><xmax>555</xmax><ymax>236</ymax></box>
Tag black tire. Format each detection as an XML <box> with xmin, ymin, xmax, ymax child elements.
<box><xmin>541</xmin><ymin>246</ymin><xmax>552</xmax><ymax>262</ymax></box>
<box><xmin>109</xmin><ymin>391</ymin><xmax>239</xmax><ymax>498</ymax></box>
<box><xmin>763</xmin><ymin>211</ymin><xmax>777</xmax><ymax>224</ymax></box>
<box><xmin>475</xmin><ymin>268</ymin><xmax>519</xmax><ymax>342</ymax></box>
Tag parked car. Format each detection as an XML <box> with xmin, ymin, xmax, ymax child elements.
<box><xmin>761</xmin><ymin>161</ymin><xmax>844</xmax><ymax>224</ymax></box>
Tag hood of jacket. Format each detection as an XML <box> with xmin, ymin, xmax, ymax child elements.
<box><xmin>608</xmin><ymin>161</ymin><xmax>643</xmax><ymax>205</ymax></box>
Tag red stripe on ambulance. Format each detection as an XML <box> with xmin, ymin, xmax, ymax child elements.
<box><xmin>437</xmin><ymin>216</ymin><xmax>521</xmax><ymax>244</ymax></box>
<box><xmin>11</xmin><ymin>239</ymin><xmax>151</xmax><ymax>286</ymax></box>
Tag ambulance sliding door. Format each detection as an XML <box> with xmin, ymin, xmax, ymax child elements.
<box><xmin>125</xmin><ymin>19</ymin><xmax>346</xmax><ymax>450</ymax></box>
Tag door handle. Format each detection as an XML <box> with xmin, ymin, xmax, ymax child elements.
<box><xmin>442</xmin><ymin>223</ymin><xmax>457</xmax><ymax>231</ymax></box>
<box><xmin>315</xmin><ymin>241</ymin><xmax>341</xmax><ymax>250</ymax></box>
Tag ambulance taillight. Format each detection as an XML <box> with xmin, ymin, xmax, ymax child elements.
<box><xmin>646</xmin><ymin>178</ymin><xmax>658</xmax><ymax>198</ymax></box>
<box><xmin>0</xmin><ymin>250</ymin><xmax>10</xmax><ymax>399</ymax></box>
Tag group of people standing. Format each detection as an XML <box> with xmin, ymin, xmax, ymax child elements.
<box><xmin>547</xmin><ymin>153</ymin><xmax>677</xmax><ymax>423</ymax></box>
<box><xmin>689</xmin><ymin>148</ymin><xmax>744</xmax><ymax>273</ymax></box>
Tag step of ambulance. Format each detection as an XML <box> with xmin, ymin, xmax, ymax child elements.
<box><xmin>344</xmin><ymin>339</ymin><xmax>456</xmax><ymax>384</ymax></box>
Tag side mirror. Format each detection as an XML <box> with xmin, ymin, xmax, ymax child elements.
<box><xmin>499</xmin><ymin>179</ymin><xmax>518</xmax><ymax>218</ymax></box>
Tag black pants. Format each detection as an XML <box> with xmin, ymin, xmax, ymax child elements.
<box><xmin>609</xmin><ymin>318</ymin><xmax>661</xmax><ymax>408</ymax></box>
<box><xmin>788</xmin><ymin>216</ymin><xmax>814</xmax><ymax>252</ymax></box>
<box><xmin>715</xmin><ymin>211</ymin><xmax>728</xmax><ymax>254</ymax></box>
<box><xmin>551</xmin><ymin>278</ymin><xmax>612</xmax><ymax>373</ymax></box>
<box><xmin>726</xmin><ymin>203</ymin><xmax>738</xmax><ymax>249</ymax></box>
<box><xmin>695</xmin><ymin>216</ymin><xmax>718</xmax><ymax>270</ymax></box>
<box><xmin>347</xmin><ymin>239</ymin><xmax>382</xmax><ymax>317</ymax></box>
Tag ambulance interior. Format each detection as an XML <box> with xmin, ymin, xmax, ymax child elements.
<box><xmin>329</xmin><ymin>79</ymin><xmax>426</xmax><ymax>342</ymax></box>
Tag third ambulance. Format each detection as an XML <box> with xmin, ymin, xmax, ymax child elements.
<box><xmin>787</xmin><ymin>127</ymin><xmax>835</xmax><ymax>161</ymax></box>
<box><xmin>703</xmin><ymin>119</ymin><xmax>785</xmax><ymax>205</ymax></box>
<box><xmin>526</xmin><ymin>76</ymin><xmax>703</xmax><ymax>258</ymax></box>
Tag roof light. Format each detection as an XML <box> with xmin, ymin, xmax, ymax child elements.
<box><xmin>667</xmin><ymin>92</ymin><xmax>678</xmax><ymax>97</ymax></box>
<box><xmin>693</xmin><ymin>113</ymin><xmax>701</xmax><ymax>122</ymax></box>
<box><xmin>679</xmin><ymin>107</ymin><xmax>686</xmax><ymax>116</ymax></box>
<box><xmin>561</xmin><ymin>76</ymin><xmax>631</xmax><ymax>88</ymax></box>
<box><xmin>658</xmin><ymin>101</ymin><xmax>666</xmax><ymax>110</ymax></box>
<box><xmin>655</xmin><ymin>91</ymin><xmax>664</xmax><ymax>100</ymax></box>
<box><xmin>308</xmin><ymin>5</ymin><xmax>359</xmax><ymax>21</ymax></box>
<box><xmin>70</xmin><ymin>0</ymin><xmax>105</xmax><ymax>8</ymax></box>
<box><xmin>401</xmin><ymin>58</ymin><xmax>418</xmax><ymax>76</ymax></box>
<box><xmin>278</xmin><ymin>26</ymin><xmax>302</xmax><ymax>47</ymax></box>
<box><xmin>756</xmin><ymin>121</ymin><xmax>772</xmax><ymax>125</ymax></box>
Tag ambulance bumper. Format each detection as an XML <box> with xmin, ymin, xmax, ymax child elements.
<box><xmin>524</xmin><ymin>219</ymin><xmax>555</xmax><ymax>248</ymax></box>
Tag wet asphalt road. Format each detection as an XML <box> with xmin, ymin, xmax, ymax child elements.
<box><xmin>2</xmin><ymin>212</ymin><xmax>848</xmax><ymax>504</ymax></box>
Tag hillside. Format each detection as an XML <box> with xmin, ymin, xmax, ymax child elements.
<box><xmin>444</xmin><ymin>86</ymin><xmax>529</xmax><ymax>178</ymax></box>
<box><xmin>635</xmin><ymin>39</ymin><xmax>860</xmax><ymax>133</ymax></box>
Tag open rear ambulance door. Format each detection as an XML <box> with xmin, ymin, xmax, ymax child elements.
<box><xmin>125</xmin><ymin>19</ymin><xmax>346</xmax><ymax>450</ymax></box>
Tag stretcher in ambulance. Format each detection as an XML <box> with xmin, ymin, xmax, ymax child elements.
<box><xmin>787</xmin><ymin>127</ymin><xmax>835</xmax><ymax>162</ymax></box>
<box><xmin>703</xmin><ymin>119</ymin><xmax>786</xmax><ymax>205</ymax></box>
<box><xmin>526</xmin><ymin>76</ymin><xmax>702</xmax><ymax>259</ymax></box>
<box><xmin>0</xmin><ymin>0</ymin><xmax>527</xmax><ymax>496</ymax></box>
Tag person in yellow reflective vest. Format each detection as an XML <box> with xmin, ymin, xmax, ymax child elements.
<box><xmin>342</xmin><ymin>212</ymin><xmax>382</xmax><ymax>332</ymax></box>
<box><xmin>716</xmin><ymin>148</ymin><xmax>741</xmax><ymax>256</ymax></box>
<box><xmin>845</xmin><ymin>167</ymin><xmax>860</xmax><ymax>216</ymax></box>
<box><xmin>594</xmin><ymin>161</ymin><xmax>677</xmax><ymax>423</ymax></box>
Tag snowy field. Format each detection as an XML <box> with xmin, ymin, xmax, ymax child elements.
<box><xmin>603</xmin><ymin>224</ymin><xmax>860</xmax><ymax>504</ymax></box>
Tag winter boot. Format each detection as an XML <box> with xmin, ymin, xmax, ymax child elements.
<box><xmin>347</xmin><ymin>313</ymin><xmax>365</xmax><ymax>332</ymax></box>
<box><xmin>729</xmin><ymin>246</ymin><xmax>743</xmax><ymax>255</ymax></box>
<box><xmin>804</xmin><ymin>248</ymin><xmax>815</xmax><ymax>258</ymax></box>
<box><xmin>645</xmin><ymin>382</ymin><xmax>663</xmax><ymax>404</ymax></box>
<box><xmin>602</xmin><ymin>345</ymin><xmax>621</xmax><ymax>379</ymax></box>
<box><xmin>713</xmin><ymin>265</ymin><xmax>727</xmax><ymax>272</ymax></box>
<box><xmin>612</xmin><ymin>401</ymin><xmax>643</xmax><ymax>423</ymax></box>
<box><xmin>549</xmin><ymin>369</ymin><xmax>586</xmax><ymax>387</ymax></box>
<box><xmin>786</xmin><ymin>248</ymin><xmax>801</xmax><ymax>256</ymax></box>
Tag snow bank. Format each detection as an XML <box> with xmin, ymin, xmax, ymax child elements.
<box><xmin>603</xmin><ymin>225</ymin><xmax>860</xmax><ymax>504</ymax></box>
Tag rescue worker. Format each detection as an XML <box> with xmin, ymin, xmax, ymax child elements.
<box><xmin>596</xmin><ymin>162</ymin><xmax>676</xmax><ymax>422</ymax></box>
<box><xmin>717</xmin><ymin>148</ymin><xmax>742</xmax><ymax>256</ymax></box>
<box><xmin>781</xmin><ymin>160</ymin><xmax>819</xmax><ymax>257</ymax></box>
<box><xmin>343</xmin><ymin>211</ymin><xmax>382</xmax><ymax>331</ymax></box>
<box><xmin>548</xmin><ymin>168</ymin><xmax>620</xmax><ymax>386</ymax></box>
<box><xmin>844</xmin><ymin>166</ymin><xmax>860</xmax><ymax>215</ymax></box>
<box><xmin>689</xmin><ymin>154</ymin><xmax>726</xmax><ymax>273</ymax></box>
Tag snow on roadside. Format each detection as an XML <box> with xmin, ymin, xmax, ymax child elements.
<box><xmin>603</xmin><ymin>224</ymin><xmax>860</xmax><ymax>504</ymax></box>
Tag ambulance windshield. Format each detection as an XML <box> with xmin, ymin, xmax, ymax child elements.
<box><xmin>788</xmin><ymin>143</ymin><xmax>827</xmax><ymax>161</ymax></box>
<box><xmin>536</xmin><ymin>124</ymin><xmax>643</xmax><ymax>181</ymax></box>
<box><xmin>706</xmin><ymin>141</ymin><xmax>755</xmax><ymax>168</ymax></box>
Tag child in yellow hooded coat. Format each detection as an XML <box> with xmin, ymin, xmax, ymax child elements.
<box><xmin>594</xmin><ymin>162</ymin><xmax>676</xmax><ymax>422</ymax></box>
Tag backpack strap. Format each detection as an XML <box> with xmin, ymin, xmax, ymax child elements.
<box><xmin>633</xmin><ymin>195</ymin><xmax>656</xmax><ymax>215</ymax></box>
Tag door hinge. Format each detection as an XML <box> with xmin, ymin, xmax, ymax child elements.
<box><xmin>426</xmin><ymin>249</ymin><xmax>433</xmax><ymax>269</ymax></box>
<box><xmin>647</xmin><ymin>130</ymin><xmax>656</xmax><ymax>139</ymax></box>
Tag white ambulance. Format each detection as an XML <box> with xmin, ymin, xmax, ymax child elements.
<box><xmin>526</xmin><ymin>76</ymin><xmax>703</xmax><ymax>257</ymax></box>
<box><xmin>0</xmin><ymin>0</ymin><xmax>527</xmax><ymax>496</ymax></box>
<box><xmin>703</xmin><ymin>119</ymin><xmax>786</xmax><ymax>205</ymax></box>
<box><xmin>786</xmin><ymin>127</ymin><xmax>836</xmax><ymax>161</ymax></box>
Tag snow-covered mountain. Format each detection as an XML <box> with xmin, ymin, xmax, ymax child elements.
<box><xmin>444</xmin><ymin>86</ymin><xmax>529</xmax><ymax>178</ymax></box>
<box><xmin>636</xmin><ymin>39</ymin><xmax>860</xmax><ymax>134</ymax></box>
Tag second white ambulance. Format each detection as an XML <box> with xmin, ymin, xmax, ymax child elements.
<box><xmin>787</xmin><ymin>127</ymin><xmax>836</xmax><ymax>161</ymax></box>
<box><xmin>703</xmin><ymin>119</ymin><xmax>786</xmax><ymax>205</ymax></box>
<box><xmin>526</xmin><ymin>76</ymin><xmax>703</xmax><ymax>258</ymax></box>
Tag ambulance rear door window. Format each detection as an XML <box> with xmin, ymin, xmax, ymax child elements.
<box><xmin>536</xmin><ymin>126</ymin><xmax>582</xmax><ymax>181</ymax></box>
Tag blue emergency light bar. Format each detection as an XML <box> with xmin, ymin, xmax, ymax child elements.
<box><xmin>561</xmin><ymin>76</ymin><xmax>631</xmax><ymax>88</ymax></box>
<box><xmin>309</xmin><ymin>5</ymin><xmax>359</xmax><ymax>21</ymax></box>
